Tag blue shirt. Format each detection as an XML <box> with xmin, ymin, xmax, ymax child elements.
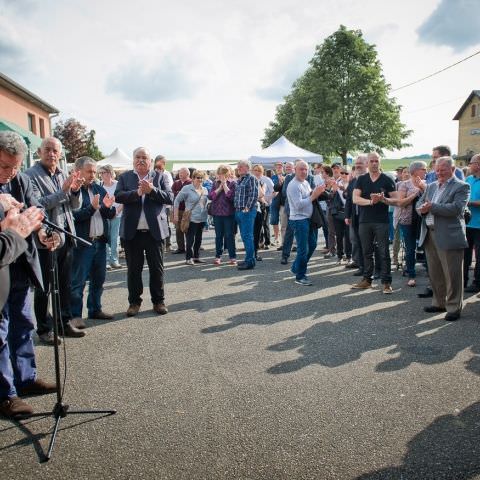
<box><xmin>466</xmin><ymin>175</ymin><xmax>480</xmax><ymax>229</ymax></box>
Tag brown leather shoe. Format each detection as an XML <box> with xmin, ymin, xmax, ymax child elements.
<box><xmin>70</xmin><ymin>317</ymin><xmax>87</xmax><ymax>329</ymax></box>
<box><xmin>17</xmin><ymin>378</ymin><xmax>57</xmax><ymax>397</ymax></box>
<box><xmin>0</xmin><ymin>396</ymin><xmax>34</xmax><ymax>418</ymax></box>
<box><xmin>352</xmin><ymin>278</ymin><xmax>372</xmax><ymax>289</ymax></box>
<box><xmin>126</xmin><ymin>304</ymin><xmax>141</xmax><ymax>317</ymax></box>
<box><xmin>62</xmin><ymin>321</ymin><xmax>86</xmax><ymax>338</ymax></box>
<box><xmin>89</xmin><ymin>311</ymin><xmax>114</xmax><ymax>320</ymax></box>
<box><xmin>153</xmin><ymin>303</ymin><xmax>168</xmax><ymax>315</ymax></box>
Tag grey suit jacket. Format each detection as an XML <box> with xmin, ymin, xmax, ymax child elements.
<box><xmin>24</xmin><ymin>162</ymin><xmax>81</xmax><ymax>243</ymax></box>
<box><xmin>417</xmin><ymin>176</ymin><xmax>470</xmax><ymax>250</ymax></box>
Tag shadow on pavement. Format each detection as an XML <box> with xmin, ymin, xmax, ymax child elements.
<box><xmin>356</xmin><ymin>400</ymin><xmax>480</xmax><ymax>479</ymax></box>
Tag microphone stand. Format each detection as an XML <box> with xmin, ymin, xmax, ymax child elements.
<box><xmin>18</xmin><ymin>220</ymin><xmax>116</xmax><ymax>461</ymax></box>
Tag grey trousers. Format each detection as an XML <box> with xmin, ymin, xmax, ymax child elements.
<box><xmin>424</xmin><ymin>230</ymin><xmax>464</xmax><ymax>313</ymax></box>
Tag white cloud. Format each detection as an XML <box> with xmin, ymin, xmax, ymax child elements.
<box><xmin>417</xmin><ymin>0</ymin><xmax>480</xmax><ymax>52</ymax></box>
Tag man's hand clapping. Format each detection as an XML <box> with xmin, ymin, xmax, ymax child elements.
<box><xmin>0</xmin><ymin>193</ymin><xmax>23</xmax><ymax>212</ymax></box>
<box><xmin>102</xmin><ymin>193</ymin><xmax>115</xmax><ymax>209</ymax></box>
<box><xmin>0</xmin><ymin>206</ymin><xmax>43</xmax><ymax>238</ymax></box>
<box><xmin>138</xmin><ymin>179</ymin><xmax>153</xmax><ymax>195</ymax></box>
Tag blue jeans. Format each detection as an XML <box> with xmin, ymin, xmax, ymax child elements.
<box><xmin>235</xmin><ymin>209</ymin><xmax>256</xmax><ymax>267</ymax></box>
<box><xmin>214</xmin><ymin>215</ymin><xmax>236</xmax><ymax>259</ymax></box>
<box><xmin>289</xmin><ymin>218</ymin><xmax>318</xmax><ymax>280</ymax></box>
<box><xmin>107</xmin><ymin>216</ymin><xmax>121</xmax><ymax>265</ymax></box>
<box><xmin>399</xmin><ymin>224</ymin><xmax>417</xmax><ymax>279</ymax></box>
<box><xmin>71</xmin><ymin>241</ymin><xmax>107</xmax><ymax>317</ymax></box>
<box><xmin>0</xmin><ymin>283</ymin><xmax>36</xmax><ymax>398</ymax></box>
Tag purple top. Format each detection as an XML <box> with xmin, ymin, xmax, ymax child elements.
<box><xmin>208</xmin><ymin>180</ymin><xmax>236</xmax><ymax>216</ymax></box>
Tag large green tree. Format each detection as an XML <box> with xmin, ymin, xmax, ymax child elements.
<box><xmin>263</xmin><ymin>26</ymin><xmax>411</xmax><ymax>164</ymax></box>
<box><xmin>53</xmin><ymin>118</ymin><xmax>104</xmax><ymax>162</ymax></box>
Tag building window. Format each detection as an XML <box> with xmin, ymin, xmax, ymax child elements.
<box><xmin>27</xmin><ymin>113</ymin><xmax>36</xmax><ymax>134</ymax></box>
<box><xmin>39</xmin><ymin>118</ymin><xmax>45</xmax><ymax>138</ymax></box>
<box><xmin>472</xmin><ymin>104</ymin><xmax>477</xmax><ymax>117</ymax></box>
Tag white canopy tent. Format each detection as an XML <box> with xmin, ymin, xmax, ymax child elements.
<box><xmin>248</xmin><ymin>136</ymin><xmax>323</xmax><ymax>166</ymax></box>
<box><xmin>170</xmin><ymin>161</ymin><xmax>237</xmax><ymax>172</ymax></box>
<box><xmin>97</xmin><ymin>147</ymin><xmax>132</xmax><ymax>170</ymax></box>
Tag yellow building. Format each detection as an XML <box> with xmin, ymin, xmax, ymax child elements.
<box><xmin>453</xmin><ymin>90</ymin><xmax>480</xmax><ymax>163</ymax></box>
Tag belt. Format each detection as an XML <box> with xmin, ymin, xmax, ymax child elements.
<box><xmin>137</xmin><ymin>229</ymin><xmax>149</xmax><ymax>233</ymax></box>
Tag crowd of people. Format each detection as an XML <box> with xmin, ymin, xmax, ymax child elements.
<box><xmin>0</xmin><ymin>129</ymin><xmax>478</xmax><ymax>419</ymax></box>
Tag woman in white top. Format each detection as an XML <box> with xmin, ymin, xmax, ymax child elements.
<box><xmin>99</xmin><ymin>164</ymin><xmax>123</xmax><ymax>269</ymax></box>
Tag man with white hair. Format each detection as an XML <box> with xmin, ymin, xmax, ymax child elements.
<box><xmin>25</xmin><ymin>137</ymin><xmax>84</xmax><ymax>342</ymax></box>
<box><xmin>286</xmin><ymin>160</ymin><xmax>325</xmax><ymax>285</ymax></box>
<box><xmin>234</xmin><ymin>160</ymin><xmax>259</xmax><ymax>270</ymax></box>
<box><xmin>417</xmin><ymin>156</ymin><xmax>470</xmax><ymax>321</ymax></box>
<box><xmin>115</xmin><ymin>147</ymin><xmax>173</xmax><ymax>316</ymax></box>
<box><xmin>171</xmin><ymin>167</ymin><xmax>192</xmax><ymax>254</ymax></box>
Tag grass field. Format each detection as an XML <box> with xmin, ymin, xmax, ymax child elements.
<box><xmin>165</xmin><ymin>157</ymin><xmax>429</xmax><ymax>172</ymax></box>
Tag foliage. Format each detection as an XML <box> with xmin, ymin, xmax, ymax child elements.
<box><xmin>53</xmin><ymin>118</ymin><xmax>103</xmax><ymax>162</ymax></box>
<box><xmin>262</xmin><ymin>26</ymin><xmax>412</xmax><ymax>164</ymax></box>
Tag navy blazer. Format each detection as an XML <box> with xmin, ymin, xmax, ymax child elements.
<box><xmin>5</xmin><ymin>173</ymin><xmax>45</xmax><ymax>289</ymax></box>
<box><xmin>115</xmin><ymin>170</ymin><xmax>173</xmax><ymax>241</ymax></box>
<box><xmin>73</xmin><ymin>182</ymin><xmax>116</xmax><ymax>246</ymax></box>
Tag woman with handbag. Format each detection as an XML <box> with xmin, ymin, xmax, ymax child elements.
<box><xmin>173</xmin><ymin>170</ymin><xmax>209</xmax><ymax>265</ymax></box>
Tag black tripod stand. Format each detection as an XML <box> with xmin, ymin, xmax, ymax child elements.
<box><xmin>19</xmin><ymin>219</ymin><xmax>116</xmax><ymax>461</ymax></box>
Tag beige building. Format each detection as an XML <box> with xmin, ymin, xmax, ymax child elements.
<box><xmin>0</xmin><ymin>71</ymin><xmax>59</xmax><ymax>166</ymax></box>
<box><xmin>453</xmin><ymin>90</ymin><xmax>480</xmax><ymax>163</ymax></box>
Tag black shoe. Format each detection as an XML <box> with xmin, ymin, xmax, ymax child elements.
<box><xmin>62</xmin><ymin>322</ymin><xmax>86</xmax><ymax>338</ymax></box>
<box><xmin>276</xmin><ymin>246</ymin><xmax>283</xmax><ymax>251</ymax></box>
<box><xmin>255</xmin><ymin>256</ymin><xmax>263</xmax><ymax>262</ymax></box>
<box><xmin>418</xmin><ymin>287</ymin><xmax>433</xmax><ymax>298</ymax></box>
<box><xmin>423</xmin><ymin>306</ymin><xmax>446</xmax><ymax>313</ymax></box>
<box><xmin>464</xmin><ymin>285</ymin><xmax>480</xmax><ymax>293</ymax></box>
<box><xmin>353</xmin><ymin>270</ymin><xmax>364</xmax><ymax>276</ymax></box>
<box><xmin>373</xmin><ymin>272</ymin><xmax>380</xmax><ymax>280</ymax></box>
<box><xmin>280</xmin><ymin>257</ymin><xmax>288</xmax><ymax>265</ymax></box>
<box><xmin>172</xmin><ymin>249</ymin><xmax>185</xmax><ymax>254</ymax></box>
<box><xmin>292</xmin><ymin>246</ymin><xmax>297</xmax><ymax>252</ymax></box>
<box><xmin>445</xmin><ymin>311</ymin><xmax>461</xmax><ymax>321</ymax></box>
<box><xmin>345</xmin><ymin>262</ymin><xmax>359</xmax><ymax>269</ymax></box>
<box><xmin>237</xmin><ymin>264</ymin><xmax>254</xmax><ymax>270</ymax></box>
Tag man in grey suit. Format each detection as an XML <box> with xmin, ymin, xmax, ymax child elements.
<box><xmin>417</xmin><ymin>156</ymin><xmax>470</xmax><ymax>321</ymax></box>
<box><xmin>25</xmin><ymin>137</ymin><xmax>86</xmax><ymax>342</ymax></box>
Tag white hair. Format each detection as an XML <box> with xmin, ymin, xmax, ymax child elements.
<box><xmin>237</xmin><ymin>160</ymin><xmax>251</xmax><ymax>169</ymax></box>
<box><xmin>436</xmin><ymin>156</ymin><xmax>454</xmax><ymax>168</ymax></box>
<box><xmin>0</xmin><ymin>131</ymin><xmax>27</xmax><ymax>159</ymax></box>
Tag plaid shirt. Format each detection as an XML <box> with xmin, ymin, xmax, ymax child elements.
<box><xmin>234</xmin><ymin>173</ymin><xmax>258</xmax><ymax>210</ymax></box>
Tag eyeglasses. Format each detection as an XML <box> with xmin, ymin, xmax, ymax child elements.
<box><xmin>340</xmin><ymin>172</ymin><xmax>349</xmax><ymax>175</ymax></box>
<box><xmin>194</xmin><ymin>176</ymin><xmax>203</xmax><ymax>179</ymax></box>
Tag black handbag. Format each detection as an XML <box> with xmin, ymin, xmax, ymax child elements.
<box><xmin>310</xmin><ymin>200</ymin><xmax>326</xmax><ymax>229</ymax></box>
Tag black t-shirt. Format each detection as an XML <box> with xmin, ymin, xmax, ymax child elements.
<box><xmin>355</xmin><ymin>173</ymin><xmax>395</xmax><ymax>223</ymax></box>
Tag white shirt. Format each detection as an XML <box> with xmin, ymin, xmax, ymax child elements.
<box><xmin>88</xmin><ymin>187</ymin><xmax>104</xmax><ymax>237</ymax></box>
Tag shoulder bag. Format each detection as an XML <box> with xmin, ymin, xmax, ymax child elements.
<box><xmin>180</xmin><ymin>190</ymin><xmax>203</xmax><ymax>233</ymax></box>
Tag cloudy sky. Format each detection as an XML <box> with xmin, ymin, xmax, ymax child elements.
<box><xmin>1</xmin><ymin>0</ymin><xmax>480</xmax><ymax>159</ymax></box>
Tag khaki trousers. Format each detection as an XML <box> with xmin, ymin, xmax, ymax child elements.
<box><xmin>424</xmin><ymin>230</ymin><xmax>464</xmax><ymax>313</ymax></box>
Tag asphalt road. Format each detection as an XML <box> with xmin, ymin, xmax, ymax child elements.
<box><xmin>1</xmin><ymin>232</ymin><xmax>480</xmax><ymax>479</ymax></box>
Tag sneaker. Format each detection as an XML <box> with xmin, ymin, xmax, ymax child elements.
<box><xmin>111</xmin><ymin>263</ymin><xmax>122</xmax><ymax>269</ymax></box>
<box><xmin>38</xmin><ymin>331</ymin><xmax>62</xmax><ymax>346</ymax></box>
<box><xmin>383</xmin><ymin>283</ymin><xmax>393</xmax><ymax>294</ymax></box>
<box><xmin>193</xmin><ymin>258</ymin><xmax>206</xmax><ymax>264</ymax></box>
<box><xmin>335</xmin><ymin>258</ymin><xmax>344</xmax><ymax>265</ymax></box>
<box><xmin>323</xmin><ymin>252</ymin><xmax>335</xmax><ymax>258</ymax></box>
<box><xmin>0</xmin><ymin>396</ymin><xmax>33</xmax><ymax>418</ymax></box>
<box><xmin>106</xmin><ymin>264</ymin><xmax>112</xmax><ymax>271</ymax></box>
<box><xmin>214</xmin><ymin>258</ymin><xmax>222</xmax><ymax>265</ymax></box>
<box><xmin>352</xmin><ymin>279</ymin><xmax>372</xmax><ymax>289</ymax></box>
<box><xmin>407</xmin><ymin>279</ymin><xmax>416</xmax><ymax>287</ymax></box>
<box><xmin>229</xmin><ymin>259</ymin><xmax>238</xmax><ymax>266</ymax></box>
<box><xmin>185</xmin><ymin>259</ymin><xmax>194</xmax><ymax>265</ymax></box>
<box><xmin>295</xmin><ymin>277</ymin><xmax>313</xmax><ymax>286</ymax></box>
